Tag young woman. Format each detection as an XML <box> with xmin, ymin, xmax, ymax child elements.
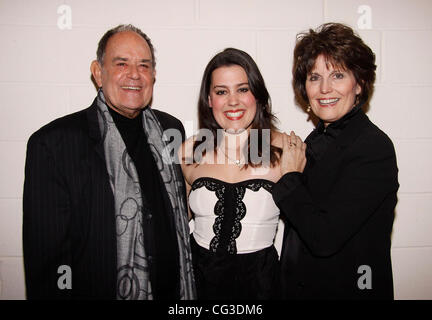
<box><xmin>180</xmin><ymin>48</ymin><xmax>288</xmax><ymax>299</ymax></box>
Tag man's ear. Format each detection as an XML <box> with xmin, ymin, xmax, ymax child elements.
<box><xmin>90</xmin><ymin>60</ymin><xmax>103</xmax><ymax>88</ymax></box>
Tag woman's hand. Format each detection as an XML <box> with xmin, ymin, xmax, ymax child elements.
<box><xmin>280</xmin><ymin>131</ymin><xmax>307</xmax><ymax>176</ymax></box>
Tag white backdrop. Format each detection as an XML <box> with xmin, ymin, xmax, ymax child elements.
<box><xmin>0</xmin><ymin>0</ymin><xmax>431</xmax><ymax>299</ymax></box>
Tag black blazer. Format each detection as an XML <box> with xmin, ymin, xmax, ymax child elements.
<box><xmin>23</xmin><ymin>99</ymin><xmax>186</xmax><ymax>299</ymax></box>
<box><xmin>273</xmin><ymin>110</ymin><xmax>399</xmax><ymax>299</ymax></box>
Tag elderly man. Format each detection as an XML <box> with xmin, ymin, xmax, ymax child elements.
<box><xmin>23</xmin><ymin>24</ymin><xmax>195</xmax><ymax>300</ymax></box>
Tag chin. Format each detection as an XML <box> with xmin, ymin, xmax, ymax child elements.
<box><xmin>228</xmin><ymin>125</ymin><xmax>246</xmax><ymax>132</ymax></box>
<box><xmin>123</xmin><ymin>103</ymin><xmax>145</xmax><ymax>110</ymax></box>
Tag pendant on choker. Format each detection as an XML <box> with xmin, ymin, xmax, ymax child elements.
<box><xmin>221</xmin><ymin>149</ymin><xmax>243</xmax><ymax>167</ymax></box>
<box><xmin>228</xmin><ymin>157</ymin><xmax>243</xmax><ymax>167</ymax></box>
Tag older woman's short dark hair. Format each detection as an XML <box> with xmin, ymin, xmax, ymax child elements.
<box><xmin>293</xmin><ymin>23</ymin><xmax>376</xmax><ymax>107</ymax></box>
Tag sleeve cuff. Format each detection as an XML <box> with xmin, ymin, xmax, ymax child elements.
<box><xmin>272</xmin><ymin>172</ymin><xmax>303</xmax><ymax>204</ymax></box>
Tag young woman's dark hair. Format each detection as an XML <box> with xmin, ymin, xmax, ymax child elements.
<box><xmin>193</xmin><ymin>48</ymin><xmax>280</xmax><ymax>167</ymax></box>
<box><xmin>293</xmin><ymin>23</ymin><xmax>376</xmax><ymax>108</ymax></box>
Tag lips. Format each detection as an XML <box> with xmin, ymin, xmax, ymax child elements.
<box><xmin>224</xmin><ymin>109</ymin><xmax>245</xmax><ymax>120</ymax></box>
<box><xmin>318</xmin><ymin>98</ymin><xmax>339</xmax><ymax>106</ymax></box>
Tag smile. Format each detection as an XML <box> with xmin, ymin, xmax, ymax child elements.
<box><xmin>318</xmin><ymin>98</ymin><xmax>339</xmax><ymax>106</ymax></box>
<box><xmin>224</xmin><ymin>110</ymin><xmax>245</xmax><ymax>120</ymax></box>
<box><xmin>121</xmin><ymin>86</ymin><xmax>141</xmax><ymax>91</ymax></box>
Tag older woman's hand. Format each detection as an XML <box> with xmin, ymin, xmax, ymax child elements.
<box><xmin>280</xmin><ymin>131</ymin><xmax>307</xmax><ymax>176</ymax></box>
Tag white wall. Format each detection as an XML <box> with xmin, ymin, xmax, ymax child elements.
<box><xmin>0</xmin><ymin>0</ymin><xmax>431</xmax><ymax>300</ymax></box>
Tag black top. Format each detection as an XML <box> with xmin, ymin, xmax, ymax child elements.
<box><xmin>108</xmin><ymin>107</ymin><xmax>179</xmax><ymax>300</ymax></box>
<box><xmin>280</xmin><ymin>104</ymin><xmax>363</xmax><ymax>192</ymax></box>
<box><xmin>307</xmin><ymin>104</ymin><xmax>361</xmax><ymax>165</ymax></box>
<box><xmin>272</xmin><ymin>109</ymin><xmax>399</xmax><ymax>299</ymax></box>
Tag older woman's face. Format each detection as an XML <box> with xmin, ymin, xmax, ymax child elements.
<box><xmin>306</xmin><ymin>55</ymin><xmax>361</xmax><ymax>126</ymax></box>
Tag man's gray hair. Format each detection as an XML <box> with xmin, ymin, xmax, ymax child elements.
<box><xmin>96</xmin><ymin>24</ymin><xmax>156</xmax><ymax>68</ymax></box>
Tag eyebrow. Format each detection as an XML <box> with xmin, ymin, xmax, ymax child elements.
<box><xmin>112</xmin><ymin>57</ymin><xmax>153</xmax><ymax>64</ymax></box>
<box><xmin>213</xmin><ymin>82</ymin><xmax>249</xmax><ymax>89</ymax></box>
<box><xmin>308</xmin><ymin>68</ymin><xmax>346</xmax><ymax>76</ymax></box>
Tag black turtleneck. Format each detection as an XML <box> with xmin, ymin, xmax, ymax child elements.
<box><xmin>107</xmin><ymin>107</ymin><xmax>179</xmax><ymax>300</ymax></box>
<box><xmin>273</xmin><ymin>104</ymin><xmax>363</xmax><ymax>202</ymax></box>
<box><xmin>305</xmin><ymin>104</ymin><xmax>362</xmax><ymax>168</ymax></box>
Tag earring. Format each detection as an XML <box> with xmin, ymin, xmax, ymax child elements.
<box><xmin>355</xmin><ymin>95</ymin><xmax>360</xmax><ymax>106</ymax></box>
<box><xmin>306</xmin><ymin>105</ymin><xmax>311</xmax><ymax>113</ymax></box>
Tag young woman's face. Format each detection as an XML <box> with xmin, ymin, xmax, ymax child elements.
<box><xmin>306</xmin><ymin>54</ymin><xmax>361</xmax><ymax>126</ymax></box>
<box><xmin>208</xmin><ymin>65</ymin><xmax>257</xmax><ymax>131</ymax></box>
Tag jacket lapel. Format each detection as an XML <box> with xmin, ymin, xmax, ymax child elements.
<box><xmin>86</xmin><ymin>98</ymin><xmax>106</xmax><ymax>162</ymax></box>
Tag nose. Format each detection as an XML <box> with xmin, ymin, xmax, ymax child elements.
<box><xmin>128</xmin><ymin>64</ymin><xmax>140</xmax><ymax>79</ymax></box>
<box><xmin>227</xmin><ymin>92</ymin><xmax>239</xmax><ymax>106</ymax></box>
<box><xmin>320</xmin><ymin>78</ymin><xmax>332</xmax><ymax>94</ymax></box>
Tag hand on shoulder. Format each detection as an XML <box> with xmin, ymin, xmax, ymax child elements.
<box><xmin>279</xmin><ymin>130</ymin><xmax>307</xmax><ymax>176</ymax></box>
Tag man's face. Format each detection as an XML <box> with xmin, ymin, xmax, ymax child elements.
<box><xmin>91</xmin><ymin>31</ymin><xmax>155</xmax><ymax>118</ymax></box>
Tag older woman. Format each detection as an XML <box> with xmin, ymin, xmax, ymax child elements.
<box><xmin>180</xmin><ymin>48</ymin><xmax>284</xmax><ymax>299</ymax></box>
<box><xmin>273</xmin><ymin>23</ymin><xmax>399</xmax><ymax>299</ymax></box>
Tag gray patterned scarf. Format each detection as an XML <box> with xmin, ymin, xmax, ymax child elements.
<box><xmin>96</xmin><ymin>90</ymin><xmax>195</xmax><ymax>300</ymax></box>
